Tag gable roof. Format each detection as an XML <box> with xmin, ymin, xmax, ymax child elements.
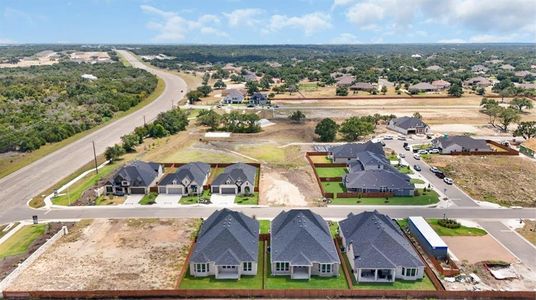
<box><xmin>271</xmin><ymin>209</ymin><xmax>339</xmax><ymax>265</ymax></box>
<box><xmin>108</xmin><ymin>160</ymin><xmax>160</xmax><ymax>187</ymax></box>
<box><xmin>336</xmin><ymin>75</ymin><xmax>355</xmax><ymax>86</ymax></box>
<box><xmin>408</xmin><ymin>82</ymin><xmax>438</xmax><ymax>91</ymax></box>
<box><xmin>212</xmin><ymin>163</ymin><xmax>257</xmax><ymax>186</ymax></box>
<box><xmin>224</xmin><ymin>89</ymin><xmax>245</xmax><ymax>99</ymax></box>
<box><xmin>330</xmin><ymin>141</ymin><xmax>384</xmax><ymax>160</ymax></box>
<box><xmin>159</xmin><ymin>162</ymin><xmax>210</xmax><ymax>186</ymax></box>
<box><xmin>433</xmin><ymin>136</ymin><xmax>491</xmax><ymax>151</ymax></box>
<box><xmin>350</xmin><ymin>82</ymin><xmax>374</xmax><ymax>90</ymax></box>
<box><xmin>339</xmin><ymin>211</ymin><xmax>424</xmax><ymax>269</ymax></box>
<box><xmin>191</xmin><ymin>208</ymin><xmax>259</xmax><ymax>265</ymax></box>
<box><xmin>343</xmin><ymin>169</ymin><xmax>413</xmax><ymax>190</ymax></box>
<box><xmin>432</xmin><ymin>80</ymin><xmax>451</xmax><ymax>88</ymax></box>
<box><xmin>390</xmin><ymin>116</ymin><xmax>429</xmax><ymax>130</ymax></box>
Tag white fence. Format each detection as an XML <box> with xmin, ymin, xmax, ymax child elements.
<box><xmin>0</xmin><ymin>226</ymin><xmax>68</xmax><ymax>293</ymax></box>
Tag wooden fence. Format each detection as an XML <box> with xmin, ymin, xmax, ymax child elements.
<box><xmin>430</xmin><ymin>256</ymin><xmax>460</xmax><ymax>277</ymax></box>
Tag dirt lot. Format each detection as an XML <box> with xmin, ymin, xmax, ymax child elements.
<box><xmin>517</xmin><ymin>220</ymin><xmax>536</xmax><ymax>246</ymax></box>
<box><xmin>7</xmin><ymin>219</ymin><xmax>198</xmax><ymax>291</ymax></box>
<box><xmin>427</xmin><ymin>155</ymin><xmax>536</xmax><ymax>207</ymax></box>
<box><xmin>443</xmin><ymin>235</ymin><xmax>516</xmax><ymax>264</ymax></box>
<box><xmin>260</xmin><ymin>166</ymin><xmax>321</xmax><ymax>206</ymax></box>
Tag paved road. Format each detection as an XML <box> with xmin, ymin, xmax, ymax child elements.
<box><xmin>0</xmin><ymin>51</ymin><xmax>187</xmax><ymax>221</ymax></box>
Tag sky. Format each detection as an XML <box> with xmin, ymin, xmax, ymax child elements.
<box><xmin>1</xmin><ymin>0</ymin><xmax>535</xmax><ymax>44</ymax></box>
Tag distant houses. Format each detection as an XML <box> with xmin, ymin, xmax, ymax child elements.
<box><xmin>105</xmin><ymin>161</ymin><xmax>163</xmax><ymax>195</ymax></box>
<box><xmin>463</xmin><ymin>76</ymin><xmax>492</xmax><ymax>88</ymax></box>
<box><xmin>223</xmin><ymin>89</ymin><xmax>245</xmax><ymax>104</ymax></box>
<box><xmin>270</xmin><ymin>209</ymin><xmax>340</xmax><ymax>279</ymax></box>
<box><xmin>335</xmin><ymin>75</ymin><xmax>355</xmax><ymax>87</ymax></box>
<box><xmin>388</xmin><ymin>116</ymin><xmax>430</xmax><ymax>135</ymax></box>
<box><xmin>425</xmin><ymin>65</ymin><xmax>443</xmax><ymax>72</ymax></box>
<box><xmin>329</xmin><ymin>141</ymin><xmax>384</xmax><ymax>163</ymax></box>
<box><xmin>432</xmin><ymin>136</ymin><xmax>492</xmax><ymax>154</ymax></box>
<box><xmin>349</xmin><ymin>82</ymin><xmax>375</xmax><ymax>92</ymax></box>
<box><xmin>157</xmin><ymin>162</ymin><xmax>210</xmax><ymax>195</ymax></box>
<box><xmin>189</xmin><ymin>209</ymin><xmax>259</xmax><ymax>279</ymax></box>
<box><xmin>339</xmin><ymin>211</ymin><xmax>425</xmax><ymax>283</ymax></box>
<box><xmin>249</xmin><ymin>92</ymin><xmax>269</xmax><ymax>106</ymax></box>
<box><xmin>471</xmin><ymin>64</ymin><xmax>489</xmax><ymax>73</ymax></box>
<box><xmin>431</xmin><ymin>80</ymin><xmax>451</xmax><ymax>90</ymax></box>
<box><xmin>519</xmin><ymin>139</ymin><xmax>536</xmax><ymax>159</ymax></box>
<box><xmin>408</xmin><ymin>82</ymin><xmax>438</xmax><ymax>93</ymax></box>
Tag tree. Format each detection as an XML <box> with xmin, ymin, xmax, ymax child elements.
<box><xmin>336</xmin><ymin>86</ymin><xmax>348</xmax><ymax>96</ymax></box>
<box><xmin>197</xmin><ymin>110</ymin><xmax>221</xmax><ymax>130</ymax></box>
<box><xmin>448</xmin><ymin>83</ymin><xmax>463</xmax><ymax>97</ymax></box>
<box><xmin>121</xmin><ymin>133</ymin><xmax>141</xmax><ymax>152</ymax></box>
<box><xmin>246</xmin><ymin>81</ymin><xmax>259</xmax><ymax>95</ymax></box>
<box><xmin>338</xmin><ymin>117</ymin><xmax>375</xmax><ymax>141</ymax></box>
<box><xmin>105</xmin><ymin>144</ymin><xmax>125</xmax><ymax>161</ymax></box>
<box><xmin>510</xmin><ymin>97</ymin><xmax>533</xmax><ymax>112</ymax></box>
<box><xmin>480</xmin><ymin>98</ymin><xmax>501</xmax><ymax>126</ymax></box>
<box><xmin>259</xmin><ymin>77</ymin><xmax>271</xmax><ymax>90</ymax></box>
<box><xmin>315</xmin><ymin>118</ymin><xmax>339</xmax><ymax>142</ymax></box>
<box><xmin>149</xmin><ymin>123</ymin><xmax>169</xmax><ymax>138</ymax></box>
<box><xmin>289</xmin><ymin>110</ymin><xmax>306</xmax><ymax>123</ymax></box>
<box><xmin>197</xmin><ymin>84</ymin><xmax>212</xmax><ymax>97</ymax></box>
<box><xmin>213</xmin><ymin>79</ymin><xmax>226</xmax><ymax>89</ymax></box>
<box><xmin>381</xmin><ymin>86</ymin><xmax>387</xmax><ymax>95</ymax></box>
<box><xmin>287</xmin><ymin>84</ymin><xmax>298</xmax><ymax>95</ymax></box>
<box><xmin>514</xmin><ymin>121</ymin><xmax>536</xmax><ymax>139</ymax></box>
<box><xmin>153</xmin><ymin>109</ymin><xmax>189</xmax><ymax>134</ymax></box>
<box><xmin>413</xmin><ymin>112</ymin><xmax>422</xmax><ymax>119</ymax></box>
<box><xmin>497</xmin><ymin>107</ymin><xmax>521</xmax><ymax>131</ymax></box>
<box><xmin>186</xmin><ymin>90</ymin><xmax>203</xmax><ymax>103</ymax></box>
<box><xmin>476</xmin><ymin>87</ymin><xmax>485</xmax><ymax>96</ymax></box>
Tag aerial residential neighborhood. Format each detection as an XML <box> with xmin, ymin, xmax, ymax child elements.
<box><xmin>0</xmin><ymin>1</ymin><xmax>535</xmax><ymax>299</ymax></box>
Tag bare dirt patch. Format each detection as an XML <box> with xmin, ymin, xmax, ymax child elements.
<box><xmin>7</xmin><ymin>218</ymin><xmax>199</xmax><ymax>291</ymax></box>
<box><xmin>428</xmin><ymin>155</ymin><xmax>536</xmax><ymax>207</ymax></box>
<box><xmin>443</xmin><ymin>235</ymin><xmax>516</xmax><ymax>265</ymax></box>
<box><xmin>260</xmin><ymin>167</ymin><xmax>320</xmax><ymax>206</ymax></box>
<box><xmin>517</xmin><ymin>220</ymin><xmax>536</xmax><ymax>246</ymax></box>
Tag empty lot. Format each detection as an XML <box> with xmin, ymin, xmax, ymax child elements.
<box><xmin>7</xmin><ymin>218</ymin><xmax>198</xmax><ymax>291</ymax></box>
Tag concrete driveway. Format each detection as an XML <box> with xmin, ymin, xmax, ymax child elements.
<box><xmin>123</xmin><ymin>195</ymin><xmax>143</xmax><ymax>206</ymax></box>
<box><xmin>155</xmin><ymin>194</ymin><xmax>181</xmax><ymax>207</ymax></box>
<box><xmin>210</xmin><ymin>194</ymin><xmax>236</xmax><ymax>206</ymax></box>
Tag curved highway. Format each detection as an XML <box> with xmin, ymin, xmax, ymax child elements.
<box><xmin>0</xmin><ymin>50</ymin><xmax>187</xmax><ymax>220</ymax></box>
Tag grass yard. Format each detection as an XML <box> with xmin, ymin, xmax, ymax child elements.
<box><xmin>180</xmin><ymin>243</ymin><xmax>264</xmax><ymax>289</ymax></box>
<box><xmin>95</xmin><ymin>195</ymin><xmax>125</xmax><ymax>206</ymax></box>
<box><xmin>331</xmin><ymin>189</ymin><xmax>439</xmax><ymax>206</ymax></box>
<box><xmin>139</xmin><ymin>192</ymin><xmax>157</xmax><ymax>205</ymax></box>
<box><xmin>235</xmin><ymin>192</ymin><xmax>259</xmax><ymax>205</ymax></box>
<box><xmin>329</xmin><ymin>221</ymin><xmax>339</xmax><ymax>237</ymax></box>
<box><xmin>322</xmin><ymin>182</ymin><xmax>345</xmax><ymax>193</ymax></box>
<box><xmin>51</xmin><ymin>163</ymin><xmax>119</xmax><ymax>206</ymax></box>
<box><xmin>298</xmin><ymin>82</ymin><xmax>319</xmax><ymax>92</ymax></box>
<box><xmin>180</xmin><ymin>190</ymin><xmax>211</xmax><ymax>205</ymax></box>
<box><xmin>265</xmin><ymin>252</ymin><xmax>348</xmax><ymax>289</ymax></box>
<box><xmin>259</xmin><ymin>220</ymin><xmax>271</xmax><ymax>234</ymax></box>
<box><xmin>427</xmin><ymin>219</ymin><xmax>487</xmax><ymax>236</ymax></box>
<box><xmin>395</xmin><ymin>165</ymin><xmax>413</xmax><ymax>174</ymax></box>
<box><xmin>237</xmin><ymin>145</ymin><xmax>305</xmax><ymax>167</ymax></box>
<box><xmin>0</xmin><ymin>224</ymin><xmax>47</xmax><ymax>259</ymax></box>
<box><xmin>410</xmin><ymin>178</ymin><xmax>425</xmax><ymax>184</ymax></box>
<box><xmin>315</xmin><ymin>167</ymin><xmax>347</xmax><ymax>177</ymax></box>
<box><xmin>309</xmin><ymin>155</ymin><xmax>331</xmax><ymax>163</ymax></box>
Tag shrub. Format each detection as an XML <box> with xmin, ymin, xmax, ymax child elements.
<box><xmin>438</xmin><ymin>218</ymin><xmax>461</xmax><ymax>229</ymax></box>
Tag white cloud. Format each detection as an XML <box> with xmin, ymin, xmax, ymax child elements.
<box><xmin>468</xmin><ymin>33</ymin><xmax>521</xmax><ymax>43</ymax></box>
<box><xmin>330</xmin><ymin>33</ymin><xmax>361</xmax><ymax>44</ymax></box>
<box><xmin>437</xmin><ymin>38</ymin><xmax>466</xmax><ymax>43</ymax></box>
<box><xmin>223</xmin><ymin>8</ymin><xmax>263</xmax><ymax>27</ymax></box>
<box><xmin>268</xmin><ymin>12</ymin><xmax>332</xmax><ymax>36</ymax></box>
<box><xmin>0</xmin><ymin>38</ymin><xmax>17</xmax><ymax>44</ymax></box>
<box><xmin>141</xmin><ymin>5</ymin><xmax>225</xmax><ymax>41</ymax></box>
<box><xmin>345</xmin><ymin>2</ymin><xmax>384</xmax><ymax>27</ymax></box>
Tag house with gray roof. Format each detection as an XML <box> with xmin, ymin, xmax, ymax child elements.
<box><xmin>329</xmin><ymin>141</ymin><xmax>384</xmax><ymax>163</ymax></box>
<box><xmin>349</xmin><ymin>82</ymin><xmax>375</xmax><ymax>92</ymax></box>
<box><xmin>500</xmin><ymin>64</ymin><xmax>515</xmax><ymax>71</ymax></box>
<box><xmin>431</xmin><ymin>80</ymin><xmax>451</xmax><ymax>90</ymax></box>
<box><xmin>432</xmin><ymin>135</ymin><xmax>492</xmax><ymax>154</ymax></box>
<box><xmin>408</xmin><ymin>82</ymin><xmax>439</xmax><ymax>93</ymax></box>
<box><xmin>158</xmin><ymin>162</ymin><xmax>210</xmax><ymax>195</ymax></box>
<box><xmin>388</xmin><ymin>116</ymin><xmax>430</xmax><ymax>135</ymax></box>
<box><xmin>471</xmin><ymin>64</ymin><xmax>489</xmax><ymax>73</ymax></box>
<box><xmin>105</xmin><ymin>160</ymin><xmax>163</xmax><ymax>195</ymax></box>
<box><xmin>190</xmin><ymin>209</ymin><xmax>259</xmax><ymax>279</ymax></box>
<box><xmin>339</xmin><ymin>211</ymin><xmax>425</xmax><ymax>283</ymax></box>
<box><xmin>335</xmin><ymin>75</ymin><xmax>355</xmax><ymax>87</ymax></box>
<box><xmin>223</xmin><ymin>89</ymin><xmax>245</xmax><ymax>104</ymax></box>
<box><xmin>249</xmin><ymin>92</ymin><xmax>269</xmax><ymax>105</ymax></box>
<box><xmin>464</xmin><ymin>76</ymin><xmax>491</xmax><ymax>87</ymax></box>
<box><xmin>211</xmin><ymin>163</ymin><xmax>257</xmax><ymax>195</ymax></box>
<box><xmin>270</xmin><ymin>209</ymin><xmax>340</xmax><ymax>279</ymax></box>
<box><xmin>343</xmin><ymin>169</ymin><xmax>414</xmax><ymax>196</ymax></box>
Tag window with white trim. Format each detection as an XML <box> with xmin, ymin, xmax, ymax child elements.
<box><xmin>243</xmin><ymin>262</ymin><xmax>252</xmax><ymax>271</ymax></box>
<box><xmin>275</xmin><ymin>262</ymin><xmax>289</xmax><ymax>272</ymax></box>
<box><xmin>319</xmin><ymin>264</ymin><xmax>332</xmax><ymax>273</ymax></box>
<box><xmin>194</xmin><ymin>263</ymin><xmax>208</xmax><ymax>273</ymax></box>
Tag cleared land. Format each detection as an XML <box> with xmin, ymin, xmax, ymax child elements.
<box><xmin>428</xmin><ymin>155</ymin><xmax>536</xmax><ymax>207</ymax></box>
<box><xmin>8</xmin><ymin>219</ymin><xmax>199</xmax><ymax>291</ymax></box>
<box><xmin>517</xmin><ymin>220</ymin><xmax>536</xmax><ymax>246</ymax></box>
<box><xmin>442</xmin><ymin>235</ymin><xmax>516</xmax><ymax>264</ymax></box>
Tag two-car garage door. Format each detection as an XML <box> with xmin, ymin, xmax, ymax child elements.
<box><xmin>129</xmin><ymin>187</ymin><xmax>147</xmax><ymax>194</ymax></box>
<box><xmin>158</xmin><ymin>186</ymin><xmax>184</xmax><ymax>194</ymax></box>
<box><xmin>220</xmin><ymin>187</ymin><xmax>237</xmax><ymax>195</ymax></box>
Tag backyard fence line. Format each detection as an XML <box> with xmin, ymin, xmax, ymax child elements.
<box><xmin>447</xmin><ymin>140</ymin><xmax>519</xmax><ymax>156</ymax></box>
<box><xmin>0</xmin><ymin>226</ymin><xmax>68</xmax><ymax>294</ymax></box>
<box><xmin>174</xmin><ymin>240</ymin><xmax>196</xmax><ymax>289</ymax></box>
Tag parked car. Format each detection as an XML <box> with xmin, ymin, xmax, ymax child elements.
<box><xmin>430</xmin><ymin>166</ymin><xmax>440</xmax><ymax>173</ymax></box>
<box><xmin>429</xmin><ymin>148</ymin><xmax>440</xmax><ymax>154</ymax></box>
<box><xmin>380</xmin><ymin>141</ymin><xmax>386</xmax><ymax>146</ymax></box>
<box><xmin>399</xmin><ymin>153</ymin><xmax>406</xmax><ymax>158</ymax></box>
<box><xmin>417</xmin><ymin>149</ymin><xmax>428</xmax><ymax>154</ymax></box>
<box><xmin>444</xmin><ymin>177</ymin><xmax>453</xmax><ymax>185</ymax></box>
<box><xmin>435</xmin><ymin>171</ymin><xmax>446</xmax><ymax>179</ymax></box>
<box><xmin>384</xmin><ymin>135</ymin><xmax>393</xmax><ymax>140</ymax></box>
<box><xmin>397</xmin><ymin>136</ymin><xmax>406</xmax><ymax>141</ymax></box>
<box><xmin>413</xmin><ymin>164</ymin><xmax>422</xmax><ymax>171</ymax></box>
<box><xmin>413</xmin><ymin>154</ymin><xmax>421</xmax><ymax>160</ymax></box>
<box><xmin>404</xmin><ymin>145</ymin><xmax>410</xmax><ymax>151</ymax></box>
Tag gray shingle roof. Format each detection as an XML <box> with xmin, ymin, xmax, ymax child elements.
<box><xmin>390</xmin><ymin>116</ymin><xmax>428</xmax><ymax>130</ymax></box>
<box><xmin>343</xmin><ymin>169</ymin><xmax>413</xmax><ymax>190</ymax></box>
<box><xmin>339</xmin><ymin>211</ymin><xmax>424</xmax><ymax>269</ymax></box>
<box><xmin>159</xmin><ymin>162</ymin><xmax>210</xmax><ymax>186</ymax></box>
<box><xmin>350</xmin><ymin>82</ymin><xmax>374</xmax><ymax>90</ymax></box>
<box><xmin>108</xmin><ymin>160</ymin><xmax>160</xmax><ymax>187</ymax></box>
<box><xmin>433</xmin><ymin>136</ymin><xmax>491</xmax><ymax>151</ymax></box>
<box><xmin>330</xmin><ymin>141</ymin><xmax>383</xmax><ymax>160</ymax></box>
<box><xmin>212</xmin><ymin>163</ymin><xmax>257</xmax><ymax>186</ymax></box>
<box><xmin>191</xmin><ymin>208</ymin><xmax>259</xmax><ymax>265</ymax></box>
<box><xmin>271</xmin><ymin>209</ymin><xmax>339</xmax><ymax>265</ymax></box>
<box><xmin>408</xmin><ymin>82</ymin><xmax>438</xmax><ymax>92</ymax></box>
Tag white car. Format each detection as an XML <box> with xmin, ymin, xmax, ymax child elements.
<box><xmin>397</xmin><ymin>136</ymin><xmax>406</xmax><ymax>141</ymax></box>
<box><xmin>429</xmin><ymin>149</ymin><xmax>440</xmax><ymax>154</ymax></box>
<box><xmin>444</xmin><ymin>177</ymin><xmax>453</xmax><ymax>185</ymax></box>
<box><xmin>413</xmin><ymin>153</ymin><xmax>421</xmax><ymax>160</ymax></box>
<box><xmin>384</xmin><ymin>135</ymin><xmax>393</xmax><ymax>140</ymax></box>
<box><xmin>417</xmin><ymin>149</ymin><xmax>428</xmax><ymax>154</ymax></box>
<box><xmin>399</xmin><ymin>153</ymin><xmax>406</xmax><ymax>158</ymax></box>
<box><xmin>430</xmin><ymin>166</ymin><xmax>440</xmax><ymax>173</ymax></box>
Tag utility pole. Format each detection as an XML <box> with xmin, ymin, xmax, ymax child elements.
<box><xmin>143</xmin><ymin>115</ymin><xmax>146</xmax><ymax>126</ymax></box>
<box><xmin>92</xmin><ymin>141</ymin><xmax>98</xmax><ymax>174</ymax></box>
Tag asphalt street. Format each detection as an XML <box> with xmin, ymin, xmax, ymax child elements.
<box><xmin>0</xmin><ymin>51</ymin><xmax>187</xmax><ymax>221</ymax></box>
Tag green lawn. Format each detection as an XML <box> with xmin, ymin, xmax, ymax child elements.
<box><xmin>180</xmin><ymin>190</ymin><xmax>211</xmax><ymax>205</ymax></box>
<box><xmin>331</xmin><ymin>190</ymin><xmax>439</xmax><ymax>206</ymax></box>
<box><xmin>51</xmin><ymin>163</ymin><xmax>119</xmax><ymax>206</ymax></box>
<box><xmin>427</xmin><ymin>219</ymin><xmax>487</xmax><ymax>236</ymax></box>
<box><xmin>388</xmin><ymin>153</ymin><xmax>399</xmax><ymax>161</ymax></box>
<box><xmin>180</xmin><ymin>243</ymin><xmax>264</xmax><ymax>289</ymax></box>
<box><xmin>309</xmin><ymin>155</ymin><xmax>331</xmax><ymax>163</ymax></box>
<box><xmin>265</xmin><ymin>252</ymin><xmax>348</xmax><ymax>289</ymax></box>
<box><xmin>316</xmin><ymin>167</ymin><xmax>347</xmax><ymax>177</ymax></box>
<box><xmin>0</xmin><ymin>224</ymin><xmax>47</xmax><ymax>259</ymax></box>
<box><xmin>410</xmin><ymin>178</ymin><xmax>425</xmax><ymax>184</ymax></box>
<box><xmin>235</xmin><ymin>192</ymin><xmax>259</xmax><ymax>205</ymax></box>
<box><xmin>259</xmin><ymin>220</ymin><xmax>271</xmax><ymax>234</ymax></box>
<box><xmin>322</xmin><ymin>182</ymin><xmax>345</xmax><ymax>193</ymax></box>
<box><xmin>395</xmin><ymin>165</ymin><xmax>414</xmax><ymax>174</ymax></box>
<box><xmin>299</xmin><ymin>82</ymin><xmax>319</xmax><ymax>91</ymax></box>
<box><xmin>329</xmin><ymin>221</ymin><xmax>339</xmax><ymax>237</ymax></box>
<box><xmin>139</xmin><ymin>192</ymin><xmax>157</xmax><ymax>205</ymax></box>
